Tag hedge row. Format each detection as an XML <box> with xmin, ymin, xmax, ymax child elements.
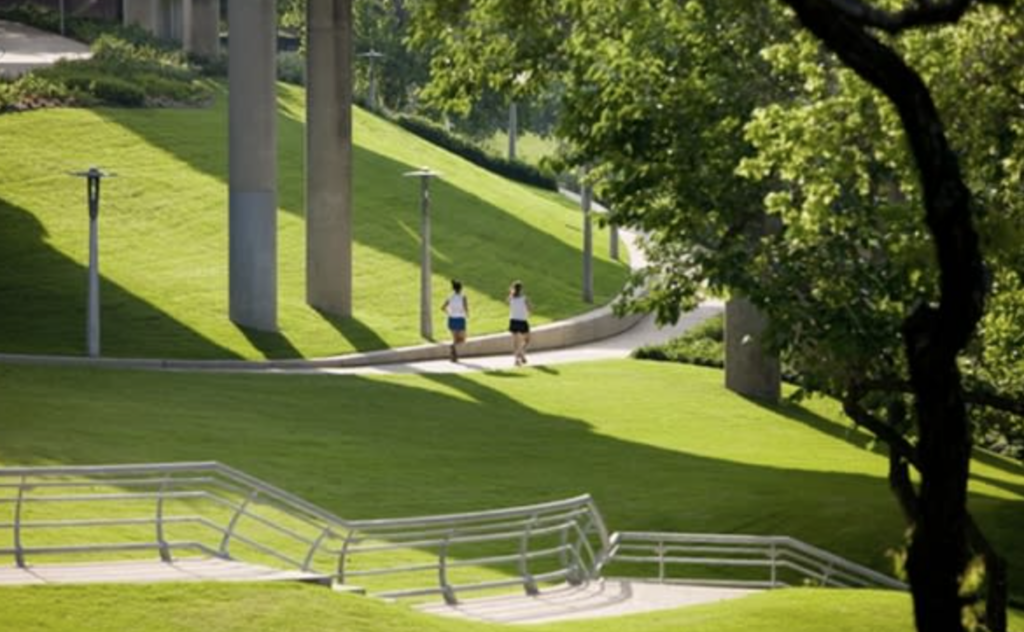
<box><xmin>1</xmin><ymin>4</ymin><xmax>214</xmax><ymax>113</ymax></box>
<box><xmin>633</xmin><ymin>315</ymin><xmax>725</xmax><ymax>367</ymax></box>
<box><xmin>391</xmin><ymin>114</ymin><xmax>558</xmax><ymax>191</ymax></box>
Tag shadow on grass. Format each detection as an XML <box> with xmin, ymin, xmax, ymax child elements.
<box><xmin>95</xmin><ymin>87</ymin><xmax>627</xmax><ymax>320</ymax></box>
<box><xmin>0</xmin><ymin>198</ymin><xmax>238</xmax><ymax>358</ymax></box>
<box><xmin>316</xmin><ymin>312</ymin><xmax>389</xmax><ymax>354</ymax></box>
<box><xmin>972</xmin><ymin>448</ymin><xmax>1024</xmax><ymax>478</ymax></box>
<box><xmin>237</xmin><ymin>325</ymin><xmax>302</xmax><ymax>359</ymax></box>
<box><xmin>2</xmin><ymin>362</ymin><xmax>1022</xmax><ymax>599</ymax></box>
<box><xmin>743</xmin><ymin>395</ymin><xmax>881</xmax><ymax>455</ymax></box>
<box><xmin>970</xmin><ymin>472</ymin><xmax>1024</xmax><ymax>500</ymax></box>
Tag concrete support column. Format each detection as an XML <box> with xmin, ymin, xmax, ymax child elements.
<box><xmin>186</xmin><ymin>0</ymin><xmax>220</xmax><ymax>57</ymax></box>
<box><xmin>228</xmin><ymin>0</ymin><xmax>277</xmax><ymax>331</ymax></box>
<box><xmin>306</xmin><ymin>0</ymin><xmax>353</xmax><ymax>317</ymax></box>
<box><xmin>123</xmin><ymin>0</ymin><xmax>158</xmax><ymax>32</ymax></box>
<box><xmin>725</xmin><ymin>296</ymin><xmax>780</xmax><ymax>402</ymax></box>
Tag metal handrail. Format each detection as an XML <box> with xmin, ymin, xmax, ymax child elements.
<box><xmin>606</xmin><ymin>531</ymin><xmax>907</xmax><ymax>590</ymax></box>
<box><xmin>0</xmin><ymin>463</ymin><xmax>905</xmax><ymax>602</ymax></box>
<box><xmin>0</xmin><ymin>462</ymin><xmax>609</xmax><ymax>604</ymax></box>
<box><xmin>334</xmin><ymin>495</ymin><xmax>609</xmax><ymax>604</ymax></box>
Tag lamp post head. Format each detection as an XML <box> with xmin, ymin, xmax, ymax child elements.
<box><xmin>358</xmin><ymin>49</ymin><xmax>386</xmax><ymax>61</ymax></box>
<box><xmin>69</xmin><ymin>167</ymin><xmax>115</xmax><ymax>219</ymax></box>
<box><xmin>70</xmin><ymin>166</ymin><xmax>115</xmax><ymax>180</ymax></box>
<box><xmin>403</xmin><ymin>167</ymin><xmax>441</xmax><ymax>179</ymax></box>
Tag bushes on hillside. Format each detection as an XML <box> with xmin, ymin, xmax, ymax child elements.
<box><xmin>0</xmin><ymin>74</ymin><xmax>72</xmax><ymax>112</ymax></box>
<box><xmin>0</xmin><ymin>4</ymin><xmax>212</xmax><ymax>113</ymax></box>
<box><xmin>277</xmin><ymin>51</ymin><xmax>305</xmax><ymax>86</ymax></box>
<box><xmin>393</xmin><ymin>115</ymin><xmax>558</xmax><ymax>191</ymax></box>
<box><xmin>634</xmin><ymin>315</ymin><xmax>725</xmax><ymax>368</ymax></box>
<box><xmin>31</xmin><ymin>35</ymin><xmax>210</xmax><ymax>109</ymax></box>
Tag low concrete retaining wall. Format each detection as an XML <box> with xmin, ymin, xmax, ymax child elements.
<box><xmin>0</xmin><ymin>302</ymin><xmax>644</xmax><ymax>371</ymax></box>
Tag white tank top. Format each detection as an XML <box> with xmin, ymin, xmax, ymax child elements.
<box><xmin>446</xmin><ymin>293</ymin><xmax>467</xmax><ymax>317</ymax></box>
<box><xmin>509</xmin><ymin>295</ymin><xmax>529</xmax><ymax>321</ymax></box>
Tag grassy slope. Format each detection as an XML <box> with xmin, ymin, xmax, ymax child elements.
<box><xmin>0</xmin><ymin>84</ymin><xmax>626</xmax><ymax>359</ymax></box>
<box><xmin>483</xmin><ymin>131</ymin><xmax>558</xmax><ymax>168</ymax></box>
<box><xmin>1</xmin><ymin>582</ymin><xmax>1021</xmax><ymax>632</ymax></box>
<box><xmin>0</xmin><ymin>360</ymin><xmax>1020</xmax><ymax>594</ymax></box>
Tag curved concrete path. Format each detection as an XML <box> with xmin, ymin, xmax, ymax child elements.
<box><xmin>0</xmin><ymin>20</ymin><xmax>91</xmax><ymax>78</ymax></box>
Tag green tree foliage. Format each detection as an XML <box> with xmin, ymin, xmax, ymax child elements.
<box><xmin>414</xmin><ymin>1</ymin><xmax>1024</xmax><ymax>631</ymax></box>
<box><xmin>277</xmin><ymin>0</ymin><xmax>429</xmax><ymax>111</ymax></box>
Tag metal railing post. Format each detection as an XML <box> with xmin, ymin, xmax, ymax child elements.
<box><xmin>559</xmin><ymin>526</ymin><xmax>579</xmax><ymax>584</ymax></box>
<box><xmin>770</xmin><ymin>541</ymin><xmax>778</xmax><ymax>586</ymax></box>
<box><xmin>155</xmin><ymin>477</ymin><xmax>172</xmax><ymax>562</ymax></box>
<box><xmin>519</xmin><ymin>513</ymin><xmax>539</xmax><ymax>596</ymax></box>
<box><xmin>439</xmin><ymin>531</ymin><xmax>457</xmax><ymax>605</ymax></box>
<box><xmin>657</xmin><ymin>540</ymin><xmax>666</xmax><ymax>583</ymax></box>
<box><xmin>219</xmin><ymin>490</ymin><xmax>258</xmax><ymax>559</ymax></box>
<box><xmin>337</xmin><ymin>530</ymin><xmax>357</xmax><ymax>584</ymax></box>
<box><xmin>302</xmin><ymin>526</ymin><xmax>333</xmax><ymax>573</ymax></box>
<box><xmin>14</xmin><ymin>476</ymin><xmax>27</xmax><ymax>568</ymax></box>
<box><xmin>823</xmin><ymin>560</ymin><xmax>835</xmax><ymax>586</ymax></box>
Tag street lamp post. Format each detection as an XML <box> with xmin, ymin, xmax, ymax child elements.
<box><xmin>404</xmin><ymin>167</ymin><xmax>441</xmax><ymax>340</ymax></box>
<box><xmin>609</xmin><ymin>223</ymin><xmax>619</xmax><ymax>261</ymax></box>
<box><xmin>70</xmin><ymin>167</ymin><xmax>113</xmax><ymax>358</ymax></box>
<box><xmin>508</xmin><ymin>101</ymin><xmax>518</xmax><ymax>161</ymax></box>
<box><xmin>580</xmin><ymin>169</ymin><xmax>594</xmax><ymax>304</ymax></box>
<box><xmin>357</xmin><ymin>49</ymin><xmax>385</xmax><ymax>110</ymax></box>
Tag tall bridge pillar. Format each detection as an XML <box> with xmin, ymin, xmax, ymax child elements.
<box><xmin>227</xmin><ymin>0</ymin><xmax>277</xmax><ymax>331</ymax></box>
<box><xmin>305</xmin><ymin>0</ymin><xmax>354</xmax><ymax>317</ymax></box>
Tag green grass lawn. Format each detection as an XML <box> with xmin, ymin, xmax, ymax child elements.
<box><xmin>0</xmin><ymin>83</ymin><xmax>626</xmax><ymax>360</ymax></box>
<box><xmin>1</xmin><ymin>360</ymin><xmax>1021</xmax><ymax>597</ymax></box>
<box><xmin>1</xmin><ymin>575</ymin><xmax>1021</xmax><ymax>632</ymax></box>
<box><xmin>483</xmin><ymin>131</ymin><xmax>559</xmax><ymax>169</ymax></box>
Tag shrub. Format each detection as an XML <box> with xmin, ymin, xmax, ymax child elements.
<box><xmin>90</xmin><ymin>77</ymin><xmax>146</xmax><ymax>106</ymax></box>
<box><xmin>634</xmin><ymin>315</ymin><xmax>725</xmax><ymax>367</ymax></box>
<box><xmin>191</xmin><ymin>51</ymin><xmax>228</xmax><ymax>78</ymax></box>
<box><xmin>393</xmin><ymin>114</ymin><xmax>558</xmax><ymax>191</ymax></box>
<box><xmin>90</xmin><ymin>34</ymin><xmax>192</xmax><ymax>80</ymax></box>
<box><xmin>0</xmin><ymin>73</ymin><xmax>72</xmax><ymax>112</ymax></box>
<box><xmin>277</xmin><ymin>51</ymin><xmax>305</xmax><ymax>86</ymax></box>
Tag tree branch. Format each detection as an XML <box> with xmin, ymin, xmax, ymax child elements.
<box><xmin>842</xmin><ymin>387</ymin><xmax>920</xmax><ymax>468</ymax></box>
<box><xmin>963</xmin><ymin>389</ymin><xmax>1024</xmax><ymax>418</ymax></box>
<box><xmin>890</xmin><ymin>450</ymin><xmax>921</xmax><ymax>522</ymax></box>
<box><xmin>855</xmin><ymin>378</ymin><xmax>1024</xmax><ymax>418</ymax></box>
<box><xmin>817</xmin><ymin>0</ymin><xmax>991</xmax><ymax>34</ymax></box>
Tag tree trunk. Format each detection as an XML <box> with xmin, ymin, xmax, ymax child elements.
<box><xmin>780</xmin><ymin>4</ymin><xmax>991</xmax><ymax>632</ymax></box>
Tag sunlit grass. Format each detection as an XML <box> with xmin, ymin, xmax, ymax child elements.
<box><xmin>0</xmin><ymin>83</ymin><xmax>626</xmax><ymax>359</ymax></box>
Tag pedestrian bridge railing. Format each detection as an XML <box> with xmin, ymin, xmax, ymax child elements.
<box><xmin>604</xmin><ymin>531</ymin><xmax>907</xmax><ymax>590</ymax></box>
<box><xmin>0</xmin><ymin>462</ymin><xmax>904</xmax><ymax>599</ymax></box>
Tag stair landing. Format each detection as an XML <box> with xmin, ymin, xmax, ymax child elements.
<box><xmin>417</xmin><ymin>579</ymin><xmax>759</xmax><ymax>625</ymax></box>
<box><xmin>0</xmin><ymin>558</ymin><xmax>330</xmax><ymax>587</ymax></box>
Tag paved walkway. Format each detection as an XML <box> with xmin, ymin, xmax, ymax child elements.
<box><xmin>309</xmin><ymin>302</ymin><xmax>721</xmax><ymax>375</ymax></box>
<box><xmin>0</xmin><ymin>19</ymin><xmax>91</xmax><ymax>78</ymax></box>
<box><xmin>0</xmin><ymin>558</ymin><xmax>329</xmax><ymax>587</ymax></box>
<box><xmin>417</xmin><ymin>579</ymin><xmax>758</xmax><ymax>625</ymax></box>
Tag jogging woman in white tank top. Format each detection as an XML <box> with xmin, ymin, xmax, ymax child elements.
<box><xmin>441</xmin><ymin>279</ymin><xmax>469</xmax><ymax>362</ymax></box>
<box><xmin>508</xmin><ymin>280</ymin><xmax>532</xmax><ymax>366</ymax></box>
